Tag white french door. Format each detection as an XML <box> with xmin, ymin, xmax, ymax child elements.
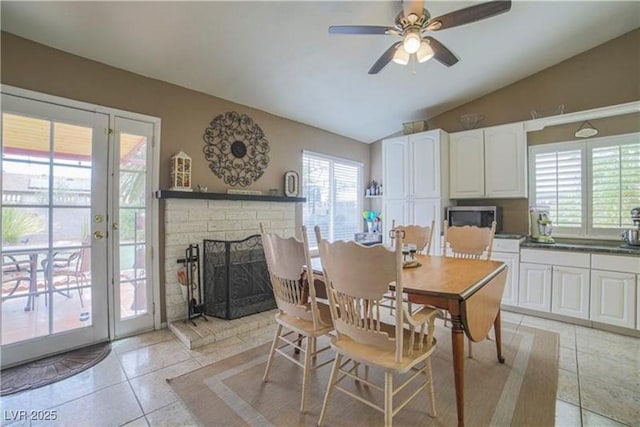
<box><xmin>111</xmin><ymin>116</ymin><xmax>155</xmax><ymax>337</ymax></box>
<box><xmin>1</xmin><ymin>93</ymin><xmax>110</xmax><ymax>367</ymax></box>
<box><xmin>1</xmin><ymin>88</ymin><xmax>158</xmax><ymax>367</ymax></box>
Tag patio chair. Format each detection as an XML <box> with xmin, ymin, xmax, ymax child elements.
<box><xmin>260</xmin><ymin>224</ymin><xmax>334</xmax><ymax>412</ymax></box>
<box><xmin>41</xmin><ymin>246</ymin><xmax>90</xmax><ymax>308</ymax></box>
<box><xmin>2</xmin><ymin>254</ymin><xmax>32</xmax><ymax>301</ymax></box>
<box><xmin>316</xmin><ymin>226</ymin><xmax>440</xmax><ymax>427</ymax></box>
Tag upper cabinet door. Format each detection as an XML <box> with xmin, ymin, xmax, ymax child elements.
<box><xmin>382</xmin><ymin>137</ymin><xmax>409</xmax><ymax>199</ymax></box>
<box><xmin>409</xmin><ymin>130</ymin><xmax>447</xmax><ymax>198</ymax></box>
<box><xmin>484</xmin><ymin>123</ymin><xmax>527</xmax><ymax>198</ymax></box>
<box><xmin>449</xmin><ymin>129</ymin><xmax>484</xmax><ymax>199</ymax></box>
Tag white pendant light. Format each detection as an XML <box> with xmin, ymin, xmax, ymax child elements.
<box><xmin>403</xmin><ymin>30</ymin><xmax>421</xmax><ymax>54</ymax></box>
<box><xmin>574</xmin><ymin>121</ymin><xmax>599</xmax><ymax>138</ymax></box>
<box><xmin>416</xmin><ymin>40</ymin><xmax>434</xmax><ymax>63</ymax></box>
<box><xmin>392</xmin><ymin>46</ymin><xmax>410</xmax><ymax>65</ymax></box>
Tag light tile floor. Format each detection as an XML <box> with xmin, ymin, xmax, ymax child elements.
<box><xmin>1</xmin><ymin>311</ymin><xmax>638</xmax><ymax>426</ymax></box>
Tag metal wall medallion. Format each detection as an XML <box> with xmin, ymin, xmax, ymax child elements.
<box><xmin>203</xmin><ymin>111</ymin><xmax>270</xmax><ymax>187</ymax></box>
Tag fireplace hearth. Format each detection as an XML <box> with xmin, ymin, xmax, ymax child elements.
<box><xmin>202</xmin><ymin>235</ymin><xmax>275</xmax><ymax>320</ymax></box>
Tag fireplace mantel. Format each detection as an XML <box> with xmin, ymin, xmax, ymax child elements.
<box><xmin>155</xmin><ymin>190</ymin><xmax>306</xmax><ymax>203</ymax></box>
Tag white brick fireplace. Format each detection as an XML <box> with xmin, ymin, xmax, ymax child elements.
<box><xmin>163</xmin><ymin>197</ymin><xmax>298</xmax><ymax>321</ymax></box>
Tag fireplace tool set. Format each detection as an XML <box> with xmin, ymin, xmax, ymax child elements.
<box><xmin>177</xmin><ymin>244</ymin><xmax>208</xmax><ymax>326</ymax></box>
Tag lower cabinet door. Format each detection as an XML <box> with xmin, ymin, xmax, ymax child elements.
<box><xmin>590</xmin><ymin>270</ymin><xmax>636</xmax><ymax>328</ymax></box>
<box><xmin>518</xmin><ymin>263</ymin><xmax>552</xmax><ymax>312</ymax></box>
<box><xmin>491</xmin><ymin>251</ymin><xmax>519</xmax><ymax>307</ymax></box>
<box><xmin>382</xmin><ymin>199</ymin><xmax>409</xmax><ymax>246</ymax></box>
<box><xmin>552</xmin><ymin>266</ymin><xmax>590</xmax><ymax>319</ymax></box>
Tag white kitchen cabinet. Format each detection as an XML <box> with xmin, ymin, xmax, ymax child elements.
<box><xmin>590</xmin><ymin>253</ymin><xmax>639</xmax><ymax>329</ymax></box>
<box><xmin>490</xmin><ymin>238</ymin><xmax>522</xmax><ymax>307</ymax></box>
<box><xmin>552</xmin><ymin>266</ymin><xmax>590</xmax><ymax>319</ymax></box>
<box><xmin>519</xmin><ymin>262</ymin><xmax>552</xmax><ymax>312</ymax></box>
<box><xmin>519</xmin><ymin>249</ymin><xmax>590</xmax><ymax>315</ymax></box>
<box><xmin>590</xmin><ymin>270</ymin><xmax>636</xmax><ymax>329</ymax></box>
<box><xmin>449</xmin><ymin>129</ymin><xmax>484</xmax><ymax>198</ymax></box>
<box><xmin>449</xmin><ymin>122</ymin><xmax>527</xmax><ymax>199</ymax></box>
<box><xmin>382</xmin><ymin>129</ymin><xmax>449</xmax><ymax>254</ymax></box>
<box><xmin>382</xmin><ymin>136</ymin><xmax>409</xmax><ymax>199</ymax></box>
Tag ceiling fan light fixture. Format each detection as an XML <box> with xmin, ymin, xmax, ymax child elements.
<box><xmin>403</xmin><ymin>31</ymin><xmax>421</xmax><ymax>54</ymax></box>
<box><xmin>392</xmin><ymin>46</ymin><xmax>410</xmax><ymax>65</ymax></box>
<box><xmin>416</xmin><ymin>40</ymin><xmax>434</xmax><ymax>63</ymax></box>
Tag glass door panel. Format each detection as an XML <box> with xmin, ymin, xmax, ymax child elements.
<box><xmin>1</xmin><ymin>93</ymin><xmax>109</xmax><ymax>367</ymax></box>
<box><xmin>112</xmin><ymin>116</ymin><xmax>154</xmax><ymax>337</ymax></box>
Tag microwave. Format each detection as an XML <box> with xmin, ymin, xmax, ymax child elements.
<box><xmin>446</xmin><ymin>206</ymin><xmax>502</xmax><ymax>232</ymax></box>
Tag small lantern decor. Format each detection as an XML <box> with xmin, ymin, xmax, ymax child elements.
<box><xmin>169</xmin><ymin>151</ymin><xmax>193</xmax><ymax>191</ymax></box>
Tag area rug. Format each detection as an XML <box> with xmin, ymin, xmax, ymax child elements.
<box><xmin>1</xmin><ymin>342</ymin><xmax>111</xmax><ymax>396</ymax></box>
<box><xmin>168</xmin><ymin>322</ymin><xmax>558</xmax><ymax>426</ymax></box>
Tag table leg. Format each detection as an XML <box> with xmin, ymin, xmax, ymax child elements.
<box><xmin>451</xmin><ymin>312</ymin><xmax>465</xmax><ymax>427</ymax></box>
<box><xmin>494</xmin><ymin>309</ymin><xmax>505</xmax><ymax>363</ymax></box>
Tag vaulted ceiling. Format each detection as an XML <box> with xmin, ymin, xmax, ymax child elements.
<box><xmin>2</xmin><ymin>1</ymin><xmax>639</xmax><ymax>143</ymax></box>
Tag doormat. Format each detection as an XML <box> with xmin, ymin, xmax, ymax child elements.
<box><xmin>0</xmin><ymin>342</ymin><xmax>111</xmax><ymax>396</ymax></box>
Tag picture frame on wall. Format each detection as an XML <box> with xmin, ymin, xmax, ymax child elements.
<box><xmin>284</xmin><ymin>171</ymin><xmax>299</xmax><ymax>197</ymax></box>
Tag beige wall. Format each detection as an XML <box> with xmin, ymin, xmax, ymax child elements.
<box><xmin>371</xmin><ymin>29</ymin><xmax>640</xmax><ymax>233</ymax></box>
<box><xmin>1</xmin><ymin>32</ymin><xmax>369</xmax><ymax>321</ymax></box>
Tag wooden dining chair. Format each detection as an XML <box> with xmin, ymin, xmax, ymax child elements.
<box><xmin>315</xmin><ymin>226</ymin><xmax>440</xmax><ymax>427</ymax></box>
<box><xmin>443</xmin><ymin>220</ymin><xmax>496</xmax><ymax>260</ymax></box>
<box><xmin>410</xmin><ymin>220</ymin><xmax>497</xmax><ymax>357</ymax></box>
<box><xmin>260</xmin><ymin>224</ymin><xmax>334</xmax><ymax>412</ymax></box>
<box><xmin>390</xmin><ymin>219</ymin><xmax>435</xmax><ymax>255</ymax></box>
<box><xmin>385</xmin><ymin>219</ymin><xmax>435</xmax><ymax>314</ymax></box>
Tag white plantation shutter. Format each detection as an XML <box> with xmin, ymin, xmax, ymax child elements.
<box><xmin>302</xmin><ymin>151</ymin><xmax>362</xmax><ymax>250</ymax></box>
<box><xmin>333</xmin><ymin>162</ymin><xmax>360</xmax><ymax>241</ymax></box>
<box><xmin>532</xmin><ymin>147</ymin><xmax>583</xmax><ymax>230</ymax></box>
<box><xmin>591</xmin><ymin>140</ymin><xmax>640</xmax><ymax>229</ymax></box>
<box><xmin>530</xmin><ymin>133</ymin><xmax>640</xmax><ymax>238</ymax></box>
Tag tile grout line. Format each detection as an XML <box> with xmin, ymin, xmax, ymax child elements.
<box><xmin>572</xmin><ymin>326</ymin><xmax>585</xmax><ymax>427</ymax></box>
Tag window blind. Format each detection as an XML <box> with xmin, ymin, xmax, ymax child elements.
<box><xmin>302</xmin><ymin>152</ymin><xmax>361</xmax><ymax>249</ymax></box>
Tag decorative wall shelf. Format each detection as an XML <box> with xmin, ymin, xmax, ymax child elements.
<box><xmin>155</xmin><ymin>190</ymin><xmax>305</xmax><ymax>203</ymax></box>
<box><xmin>365</xmin><ymin>195</ymin><xmax>383</xmax><ymax>199</ymax></box>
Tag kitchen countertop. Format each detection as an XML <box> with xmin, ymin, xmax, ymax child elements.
<box><xmin>521</xmin><ymin>237</ymin><xmax>640</xmax><ymax>256</ymax></box>
<box><xmin>494</xmin><ymin>233</ymin><xmax>527</xmax><ymax>240</ymax></box>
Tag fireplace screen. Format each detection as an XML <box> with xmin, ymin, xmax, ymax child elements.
<box><xmin>202</xmin><ymin>235</ymin><xmax>275</xmax><ymax>319</ymax></box>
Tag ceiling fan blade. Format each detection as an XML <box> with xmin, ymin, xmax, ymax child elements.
<box><xmin>424</xmin><ymin>37</ymin><xmax>459</xmax><ymax>67</ymax></box>
<box><xmin>329</xmin><ymin>26</ymin><xmax>396</xmax><ymax>35</ymax></box>
<box><xmin>427</xmin><ymin>0</ymin><xmax>511</xmax><ymax>31</ymax></box>
<box><xmin>368</xmin><ymin>42</ymin><xmax>402</xmax><ymax>75</ymax></box>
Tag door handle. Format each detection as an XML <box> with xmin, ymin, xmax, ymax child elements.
<box><xmin>94</xmin><ymin>231</ymin><xmax>105</xmax><ymax>240</ymax></box>
<box><xmin>112</xmin><ymin>222</ymin><xmax>119</xmax><ymax>231</ymax></box>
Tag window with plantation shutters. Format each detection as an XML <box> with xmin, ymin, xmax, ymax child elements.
<box><xmin>302</xmin><ymin>151</ymin><xmax>362</xmax><ymax>250</ymax></box>
<box><xmin>591</xmin><ymin>138</ymin><xmax>640</xmax><ymax>230</ymax></box>
<box><xmin>532</xmin><ymin>148</ymin><xmax>583</xmax><ymax>230</ymax></box>
<box><xmin>529</xmin><ymin>133</ymin><xmax>640</xmax><ymax>238</ymax></box>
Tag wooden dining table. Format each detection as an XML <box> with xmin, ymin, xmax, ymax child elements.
<box><xmin>310</xmin><ymin>254</ymin><xmax>508</xmax><ymax>427</ymax></box>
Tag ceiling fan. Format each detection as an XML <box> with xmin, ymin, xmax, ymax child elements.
<box><xmin>329</xmin><ymin>0</ymin><xmax>512</xmax><ymax>74</ymax></box>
